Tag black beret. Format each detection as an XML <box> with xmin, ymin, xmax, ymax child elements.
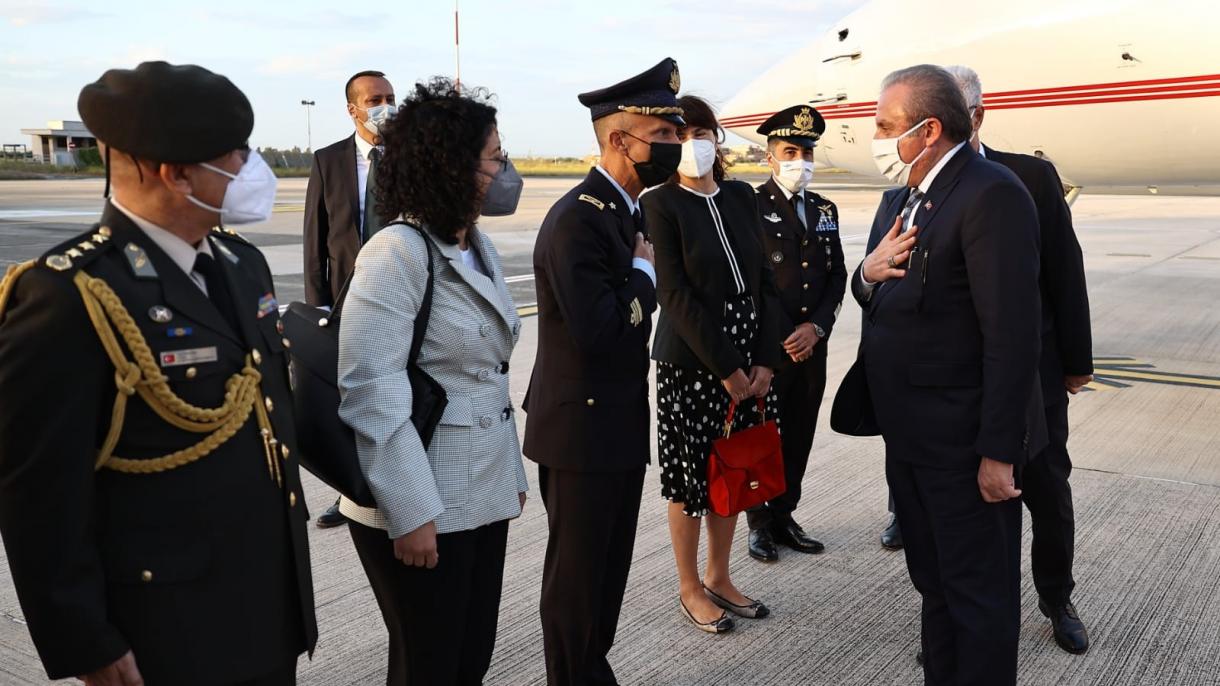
<box><xmin>577</xmin><ymin>57</ymin><xmax>685</xmax><ymax>126</ymax></box>
<box><xmin>78</xmin><ymin>61</ymin><xmax>253</xmax><ymax>164</ymax></box>
<box><xmin>756</xmin><ymin>104</ymin><xmax>826</xmax><ymax>149</ymax></box>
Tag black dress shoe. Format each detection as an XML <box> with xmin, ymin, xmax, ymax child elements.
<box><xmin>880</xmin><ymin>514</ymin><xmax>904</xmax><ymax>550</ymax></box>
<box><xmin>771</xmin><ymin>521</ymin><xmax>825</xmax><ymax>554</ymax></box>
<box><xmin>748</xmin><ymin>528</ymin><xmax>779</xmax><ymax>562</ymax></box>
<box><xmin>1039</xmin><ymin>599</ymin><xmax>1089</xmax><ymax>654</ymax></box>
<box><xmin>315</xmin><ymin>498</ymin><xmax>349</xmax><ymax>529</ymax></box>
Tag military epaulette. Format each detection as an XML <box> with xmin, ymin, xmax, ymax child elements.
<box><xmin>39</xmin><ymin>224</ymin><xmax>116</xmax><ymax>274</ymax></box>
<box><xmin>578</xmin><ymin>194</ymin><xmax>605</xmax><ymax>211</ymax></box>
<box><xmin>210</xmin><ymin>225</ymin><xmax>255</xmax><ymax>247</ymax></box>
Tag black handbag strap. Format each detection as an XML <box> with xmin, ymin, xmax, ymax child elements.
<box><xmin>329</xmin><ymin>222</ymin><xmax>436</xmax><ymax>362</ymax></box>
<box><xmin>407</xmin><ymin>226</ymin><xmax>436</xmax><ymax>369</ymax></box>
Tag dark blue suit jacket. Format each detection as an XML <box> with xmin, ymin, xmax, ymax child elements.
<box><xmin>849</xmin><ymin>147</ymin><xmax>1047</xmax><ymax>468</ymax></box>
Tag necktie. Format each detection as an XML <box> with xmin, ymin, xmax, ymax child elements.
<box><xmin>790</xmin><ymin>193</ymin><xmax>806</xmax><ymax>232</ymax></box>
<box><xmin>363</xmin><ymin>146</ymin><xmax>382</xmax><ymax>242</ymax></box>
<box><xmin>193</xmin><ymin>252</ymin><xmax>240</xmax><ymax>334</ymax></box>
<box><xmin>900</xmin><ymin>189</ymin><xmax>925</xmax><ymax>233</ymax></box>
<box><xmin>632</xmin><ymin>208</ymin><xmax>646</xmax><ymax>238</ymax></box>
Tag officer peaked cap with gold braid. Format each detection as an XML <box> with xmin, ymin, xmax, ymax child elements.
<box><xmin>578</xmin><ymin>57</ymin><xmax>685</xmax><ymax>126</ymax></box>
<box><xmin>756</xmin><ymin>104</ymin><xmax>826</xmax><ymax>149</ymax></box>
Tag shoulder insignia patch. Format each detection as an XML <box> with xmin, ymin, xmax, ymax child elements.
<box><xmin>211</xmin><ymin>226</ymin><xmax>254</xmax><ymax>246</ymax></box>
<box><xmin>578</xmin><ymin>194</ymin><xmax>605</xmax><ymax>211</ymax></box>
<box><xmin>37</xmin><ymin>224</ymin><xmax>114</xmax><ymax>275</ymax></box>
<box><xmin>212</xmin><ymin>238</ymin><xmax>240</xmax><ymax>264</ymax></box>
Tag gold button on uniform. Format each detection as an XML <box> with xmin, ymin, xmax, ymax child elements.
<box><xmin>264</xmin><ymin>397</ymin><xmax>274</xmax><ymax>412</ymax></box>
<box><xmin>586</xmin><ymin>398</ymin><xmax>596</xmax><ymax>407</ymax></box>
<box><xmin>281</xmin><ymin>444</ymin><xmax>290</xmax><ymax>459</ymax></box>
<box><xmin>289</xmin><ymin>492</ymin><xmax>297</xmax><ymax>507</ymax></box>
<box><xmin>276</xmin><ymin>320</ymin><xmax>285</xmax><ymax>334</ymax></box>
<box><xmin>252</xmin><ymin>349</ymin><xmax>263</xmax><ymax>365</ymax></box>
<box><xmin>803</xmin><ymin>283</ymin><xmax>810</xmax><ymax>290</ymax></box>
<box><xmin>185</xmin><ymin>366</ymin><xmax>197</xmax><ymax>379</ymax></box>
<box><xmin>801</xmin><ymin>306</ymin><xmax>809</xmax><ymax>313</ymax></box>
<box><xmin>141</xmin><ymin>570</ymin><xmax>153</xmax><ymax>583</ymax></box>
<box><xmin>282</xmin><ymin>338</ymin><xmax>291</xmax><ymax>349</ymax></box>
<box><xmin>801</xmin><ymin>261</ymin><xmax>809</xmax><ymax>269</ymax></box>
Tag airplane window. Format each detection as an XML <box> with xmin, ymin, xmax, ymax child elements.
<box><xmin>838</xmin><ymin>28</ymin><xmax>849</xmax><ymax>41</ymax></box>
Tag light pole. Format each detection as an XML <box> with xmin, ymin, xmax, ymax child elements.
<box><xmin>300</xmin><ymin>100</ymin><xmax>315</xmax><ymax>152</ymax></box>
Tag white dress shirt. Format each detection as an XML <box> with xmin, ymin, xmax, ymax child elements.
<box><xmin>773</xmin><ymin>181</ymin><xmax>808</xmax><ymax>228</ymax></box>
<box><xmin>860</xmin><ymin>141</ymin><xmax>968</xmax><ymax>292</ymax></box>
<box><xmin>594</xmin><ymin>165</ymin><xmax>657</xmax><ymax>287</ymax></box>
<box><xmin>110</xmin><ymin>198</ymin><xmax>214</xmax><ymax>294</ymax></box>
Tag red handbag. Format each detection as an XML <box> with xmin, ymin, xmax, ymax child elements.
<box><xmin>707</xmin><ymin>398</ymin><xmax>785</xmax><ymax>517</ymax></box>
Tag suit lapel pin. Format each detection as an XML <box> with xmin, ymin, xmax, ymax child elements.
<box><xmin>764</xmin><ymin>212</ymin><xmax>782</xmax><ymax>223</ymax></box>
<box><xmin>149</xmin><ymin>305</ymin><xmax>173</xmax><ymax>323</ymax></box>
<box><xmin>924</xmin><ymin>200</ymin><xmax>934</xmax><ymax>211</ymax></box>
<box><xmin>608</xmin><ymin>202</ymin><xmax>617</xmax><ymax>211</ymax></box>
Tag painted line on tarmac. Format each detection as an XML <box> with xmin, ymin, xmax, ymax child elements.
<box><xmin>0</xmin><ymin>210</ymin><xmax>98</xmax><ymax>219</ymax></box>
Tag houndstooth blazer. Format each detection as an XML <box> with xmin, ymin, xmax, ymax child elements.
<box><xmin>337</xmin><ymin>222</ymin><xmax>527</xmax><ymax>538</ymax></box>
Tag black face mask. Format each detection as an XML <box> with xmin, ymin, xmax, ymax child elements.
<box><xmin>619</xmin><ymin>130</ymin><xmax>681</xmax><ymax>188</ymax></box>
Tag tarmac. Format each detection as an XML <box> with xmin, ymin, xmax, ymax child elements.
<box><xmin>1</xmin><ymin>175</ymin><xmax>1219</xmax><ymax>685</ymax></box>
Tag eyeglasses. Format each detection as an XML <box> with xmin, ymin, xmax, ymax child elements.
<box><xmin>481</xmin><ymin>152</ymin><xmax>510</xmax><ymax>173</ymax></box>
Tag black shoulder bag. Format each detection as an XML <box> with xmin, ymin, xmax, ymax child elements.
<box><xmin>282</xmin><ymin>223</ymin><xmax>447</xmax><ymax>506</ymax></box>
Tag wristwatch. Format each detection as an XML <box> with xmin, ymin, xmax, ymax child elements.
<box><xmin>813</xmin><ymin>323</ymin><xmax>826</xmax><ymax>338</ymax></box>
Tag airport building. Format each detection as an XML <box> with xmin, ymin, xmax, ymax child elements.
<box><xmin>16</xmin><ymin>120</ymin><xmax>98</xmax><ymax>165</ymax></box>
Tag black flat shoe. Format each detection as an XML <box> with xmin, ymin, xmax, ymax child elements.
<box><xmin>771</xmin><ymin>521</ymin><xmax>825</xmax><ymax>554</ymax></box>
<box><xmin>1039</xmin><ymin>599</ymin><xmax>1090</xmax><ymax>654</ymax></box>
<box><xmin>880</xmin><ymin>514</ymin><xmax>904</xmax><ymax>550</ymax></box>
<box><xmin>748</xmin><ymin>528</ymin><xmax>779</xmax><ymax>562</ymax></box>
<box><xmin>703</xmin><ymin>584</ymin><xmax>770</xmax><ymax>619</ymax></box>
<box><xmin>679</xmin><ymin>598</ymin><xmax>735</xmax><ymax>634</ymax></box>
<box><xmin>315</xmin><ymin>498</ymin><xmax>349</xmax><ymax>529</ymax></box>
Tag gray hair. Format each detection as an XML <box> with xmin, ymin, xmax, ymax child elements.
<box><xmin>944</xmin><ymin>65</ymin><xmax>983</xmax><ymax>109</ymax></box>
<box><xmin>880</xmin><ymin>64</ymin><xmax>973</xmax><ymax>143</ymax></box>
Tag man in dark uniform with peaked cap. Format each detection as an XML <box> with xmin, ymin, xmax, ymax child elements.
<box><xmin>0</xmin><ymin>61</ymin><xmax>316</xmax><ymax>686</ymax></box>
<box><xmin>523</xmin><ymin>57</ymin><xmax>680</xmax><ymax>685</ymax></box>
<box><xmin>746</xmin><ymin>105</ymin><xmax>847</xmax><ymax>563</ymax></box>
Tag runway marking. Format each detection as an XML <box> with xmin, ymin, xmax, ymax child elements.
<box><xmin>1091</xmin><ymin>357</ymin><xmax>1220</xmax><ymax>391</ymax></box>
<box><xmin>1179</xmin><ymin>255</ymin><xmax>1220</xmax><ymax>261</ymax></box>
<box><xmin>0</xmin><ymin>209</ymin><xmax>98</xmax><ymax>219</ymax></box>
<box><xmin>516</xmin><ymin>304</ymin><xmax>538</xmax><ymax>318</ymax></box>
<box><xmin>505</xmin><ymin>274</ymin><xmax>535</xmax><ymax>284</ymax></box>
<box><xmin>272</xmin><ymin>204</ymin><xmax>305</xmax><ymax>213</ymax></box>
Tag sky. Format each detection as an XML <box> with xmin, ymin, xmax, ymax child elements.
<box><xmin>0</xmin><ymin>0</ymin><xmax>868</xmax><ymax>157</ymax></box>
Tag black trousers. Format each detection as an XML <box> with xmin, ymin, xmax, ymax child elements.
<box><xmin>349</xmin><ymin>518</ymin><xmax>509</xmax><ymax>686</ymax></box>
<box><xmin>538</xmin><ymin>465</ymin><xmax>645</xmax><ymax>686</ymax></box>
<box><xmin>887</xmin><ymin>397</ymin><xmax>1078</xmax><ymax>608</ymax></box>
<box><xmin>747</xmin><ymin>352</ymin><xmax>827</xmax><ymax>531</ymax></box>
<box><xmin>887</xmin><ymin>452</ymin><xmax>1022</xmax><ymax>686</ymax></box>
<box><xmin>231</xmin><ymin>659</ymin><xmax>298</xmax><ymax>686</ymax></box>
<box><xmin>1022</xmin><ymin>397</ymin><xmax>1076</xmax><ymax>606</ymax></box>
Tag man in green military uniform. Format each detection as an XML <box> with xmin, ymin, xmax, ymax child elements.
<box><xmin>746</xmin><ymin>105</ymin><xmax>848</xmax><ymax>563</ymax></box>
<box><xmin>0</xmin><ymin>62</ymin><xmax>316</xmax><ymax>685</ymax></box>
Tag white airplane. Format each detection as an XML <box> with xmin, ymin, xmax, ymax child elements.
<box><xmin>721</xmin><ymin>0</ymin><xmax>1220</xmax><ymax>196</ymax></box>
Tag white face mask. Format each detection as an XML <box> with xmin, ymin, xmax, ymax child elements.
<box><xmin>359</xmin><ymin>104</ymin><xmax>396</xmax><ymax>135</ymax></box>
<box><xmin>871</xmin><ymin>118</ymin><xmax>930</xmax><ymax>185</ymax></box>
<box><xmin>186</xmin><ymin>152</ymin><xmax>278</xmax><ymax>225</ymax></box>
<box><xmin>774</xmin><ymin>159</ymin><xmax>814</xmax><ymax>193</ymax></box>
<box><xmin>677</xmin><ymin>138</ymin><xmax>717</xmax><ymax>179</ymax></box>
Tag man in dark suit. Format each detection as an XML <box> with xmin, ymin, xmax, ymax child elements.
<box><xmin>523</xmin><ymin>57</ymin><xmax>679</xmax><ymax>685</ymax></box>
<box><xmin>849</xmin><ymin>64</ymin><xmax>1044</xmax><ymax>685</ymax></box>
<box><xmin>0</xmin><ymin>61</ymin><xmax>315</xmax><ymax>686</ymax></box>
<box><xmin>302</xmin><ymin>69</ymin><xmax>395</xmax><ymax>528</ymax></box>
<box><xmin>746</xmin><ymin>104</ymin><xmax>847</xmax><ymax>562</ymax></box>
<box><xmin>951</xmin><ymin>64</ymin><xmax>1094</xmax><ymax>654</ymax></box>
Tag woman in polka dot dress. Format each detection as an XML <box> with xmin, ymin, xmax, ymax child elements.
<box><xmin>642</xmin><ymin>95</ymin><xmax>785</xmax><ymax>635</ymax></box>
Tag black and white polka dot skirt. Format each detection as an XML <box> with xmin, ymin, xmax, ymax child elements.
<box><xmin>657</xmin><ymin>293</ymin><xmax>780</xmax><ymax>518</ymax></box>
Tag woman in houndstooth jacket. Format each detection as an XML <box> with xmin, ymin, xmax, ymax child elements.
<box><xmin>337</xmin><ymin>78</ymin><xmax>527</xmax><ymax>686</ymax></box>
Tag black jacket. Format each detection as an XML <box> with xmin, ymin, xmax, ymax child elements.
<box><xmin>849</xmin><ymin>148</ymin><xmax>1047</xmax><ymax>468</ymax></box>
<box><xmin>755</xmin><ymin>178</ymin><xmax>848</xmax><ymax>350</ymax></box>
<box><xmin>644</xmin><ymin>180</ymin><xmax>783</xmax><ymax>378</ymax></box>
<box><xmin>523</xmin><ymin>170</ymin><xmax>657</xmax><ymax>472</ymax></box>
<box><xmin>984</xmin><ymin>145</ymin><xmax>1093</xmax><ymax>405</ymax></box>
<box><xmin>0</xmin><ymin>204</ymin><xmax>316</xmax><ymax>684</ymax></box>
<box><xmin>304</xmin><ymin>134</ymin><xmax>363</xmax><ymax>307</ymax></box>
